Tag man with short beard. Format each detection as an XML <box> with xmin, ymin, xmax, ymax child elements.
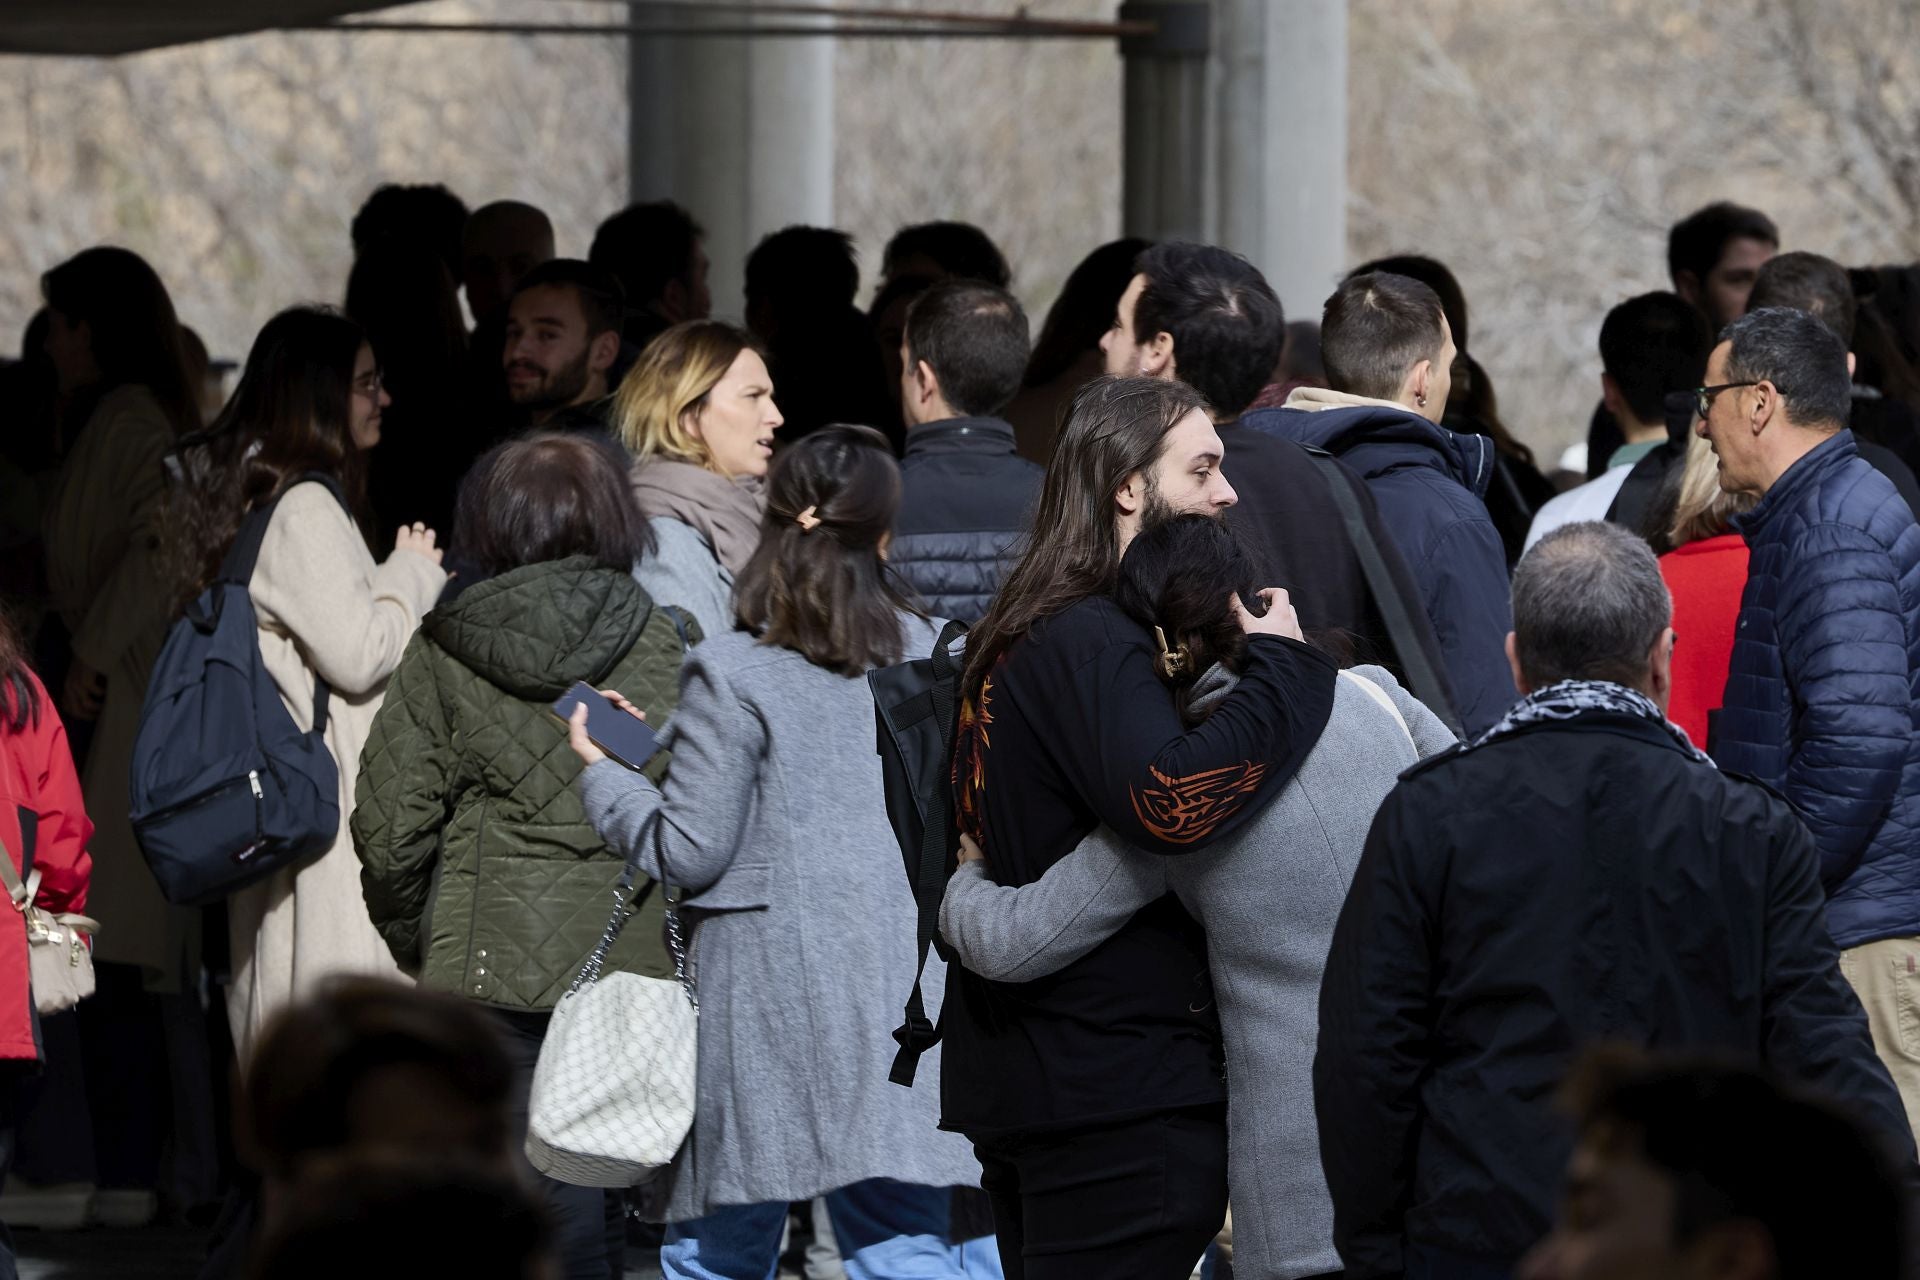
<box><xmin>502</xmin><ymin>260</ymin><xmax>624</xmax><ymax>435</ymax></box>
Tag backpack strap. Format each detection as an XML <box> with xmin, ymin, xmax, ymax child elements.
<box><xmin>1304</xmin><ymin>447</ymin><xmax>1464</xmax><ymax>736</ymax></box>
<box><xmin>215</xmin><ymin>471</ymin><xmax>351</xmax><ymax>736</ymax></box>
<box><xmin>889</xmin><ymin>618</ymin><xmax>969</xmax><ymax>1087</ymax></box>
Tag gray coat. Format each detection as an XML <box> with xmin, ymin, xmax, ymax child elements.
<box><xmin>939</xmin><ymin>665</ymin><xmax>1456</xmax><ymax>1280</ymax></box>
<box><xmin>579</xmin><ymin>618</ymin><xmax>982</xmax><ymax>1221</ymax></box>
<box><xmin>632</xmin><ymin>516</ymin><xmax>736</xmax><ymax>642</ymax></box>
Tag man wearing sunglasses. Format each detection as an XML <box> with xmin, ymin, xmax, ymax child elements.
<box><xmin>1703</xmin><ymin>305</ymin><xmax>1920</xmax><ymax>1151</ymax></box>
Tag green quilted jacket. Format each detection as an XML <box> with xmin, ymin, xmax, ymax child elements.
<box><xmin>351</xmin><ymin>557</ymin><xmax>696</xmax><ymax>1009</ymax></box>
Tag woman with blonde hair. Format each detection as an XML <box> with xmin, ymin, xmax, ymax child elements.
<box><xmin>1657</xmin><ymin>430</ymin><xmax>1757</xmax><ymax>750</ymax></box>
<box><xmin>613</xmin><ymin>320</ymin><xmax>785</xmax><ymax>638</ymax></box>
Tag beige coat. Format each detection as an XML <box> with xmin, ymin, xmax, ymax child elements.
<box><xmin>227</xmin><ymin>481</ymin><xmax>444</xmax><ymax>1061</ymax></box>
<box><xmin>41</xmin><ymin>385</ymin><xmax>185</xmax><ymax>981</ymax></box>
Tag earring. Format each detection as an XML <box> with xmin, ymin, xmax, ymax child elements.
<box><xmin>1417</xmin><ymin>392</ymin><xmax>1428</xmax><ymax>408</ymax></box>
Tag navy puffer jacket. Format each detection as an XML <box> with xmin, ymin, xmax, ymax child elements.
<box><xmin>891</xmin><ymin>416</ymin><xmax>1042</xmax><ymax>624</ymax></box>
<box><xmin>1715</xmin><ymin>430</ymin><xmax>1920</xmax><ymax>950</ymax></box>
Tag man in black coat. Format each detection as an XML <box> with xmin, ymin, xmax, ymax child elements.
<box><xmin>889</xmin><ymin>280</ymin><xmax>1043</xmax><ymax>623</ymax></box>
<box><xmin>1105</xmin><ymin>240</ymin><xmax>1459</xmax><ymax>724</ymax></box>
<box><xmin>1313</xmin><ymin>520</ymin><xmax>1914</xmax><ymax>1280</ymax></box>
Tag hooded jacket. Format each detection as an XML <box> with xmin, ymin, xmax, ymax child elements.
<box><xmin>352</xmin><ymin>557</ymin><xmax>694</xmax><ymax>1008</ymax></box>
<box><xmin>1244</xmin><ymin>389</ymin><xmax>1515</xmax><ymax>733</ymax></box>
<box><xmin>1715</xmin><ymin>430</ymin><xmax>1920</xmax><ymax>950</ymax></box>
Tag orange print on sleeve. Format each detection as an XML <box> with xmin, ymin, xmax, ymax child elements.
<box><xmin>1129</xmin><ymin>760</ymin><xmax>1269</xmax><ymax>844</ymax></box>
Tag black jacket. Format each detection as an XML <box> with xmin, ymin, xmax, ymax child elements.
<box><xmin>1218</xmin><ymin>422</ymin><xmax>1455</xmax><ymax>717</ymax></box>
<box><xmin>891</xmin><ymin>417</ymin><xmax>1042</xmax><ymax>623</ymax></box>
<box><xmin>943</xmin><ymin>596</ymin><xmax>1337</xmax><ymax>1136</ymax></box>
<box><xmin>1314</xmin><ymin>711</ymin><xmax>1915</xmax><ymax>1276</ymax></box>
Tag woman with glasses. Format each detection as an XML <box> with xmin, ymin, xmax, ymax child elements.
<box><xmin>167</xmin><ymin>306</ymin><xmax>447</xmax><ymax>1059</ymax></box>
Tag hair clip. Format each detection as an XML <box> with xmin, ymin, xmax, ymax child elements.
<box><xmin>794</xmin><ymin>505</ymin><xmax>822</xmax><ymax>532</ymax></box>
<box><xmin>1153</xmin><ymin>625</ymin><xmax>1190</xmax><ymax>680</ymax></box>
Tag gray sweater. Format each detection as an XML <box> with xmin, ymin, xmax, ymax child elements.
<box><xmin>939</xmin><ymin>665</ymin><xmax>1456</xmax><ymax>1280</ymax></box>
<box><xmin>578</xmin><ymin>618</ymin><xmax>982</xmax><ymax>1221</ymax></box>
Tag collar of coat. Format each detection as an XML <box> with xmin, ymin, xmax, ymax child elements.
<box><xmin>1734</xmin><ymin>428</ymin><xmax>1860</xmax><ymax>541</ymax></box>
<box><xmin>902</xmin><ymin>415</ymin><xmax>1018</xmax><ymax>456</ymax></box>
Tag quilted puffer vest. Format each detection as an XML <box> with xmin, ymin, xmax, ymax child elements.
<box><xmin>352</xmin><ymin>557</ymin><xmax>697</xmax><ymax>1009</ymax></box>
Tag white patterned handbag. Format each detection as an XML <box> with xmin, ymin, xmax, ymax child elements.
<box><xmin>526</xmin><ymin>853</ymin><xmax>698</xmax><ymax>1188</ymax></box>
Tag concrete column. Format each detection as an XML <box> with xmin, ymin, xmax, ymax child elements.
<box><xmin>627</xmin><ymin>5</ymin><xmax>835</xmax><ymax>322</ymax></box>
<box><xmin>1120</xmin><ymin>0</ymin><xmax>1212</xmax><ymax>245</ymax></box>
<box><xmin>1119</xmin><ymin>0</ymin><xmax>1348</xmax><ymax>318</ymax></box>
<box><xmin>1240</xmin><ymin>0</ymin><xmax>1348</xmax><ymax>318</ymax></box>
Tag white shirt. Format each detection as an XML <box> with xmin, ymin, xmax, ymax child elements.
<box><xmin>1522</xmin><ymin>465</ymin><xmax>1634</xmax><ymax>553</ymax></box>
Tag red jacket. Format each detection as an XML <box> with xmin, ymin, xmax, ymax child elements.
<box><xmin>0</xmin><ymin>670</ymin><xmax>93</xmax><ymax>1060</ymax></box>
<box><xmin>1658</xmin><ymin>534</ymin><xmax>1751</xmax><ymax>751</ymax></box>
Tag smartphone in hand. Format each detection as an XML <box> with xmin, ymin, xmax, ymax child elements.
<box><xmin>553</xmin><ymin>682</ymin><xmax>661</xmax><ymax>770</ymax></box>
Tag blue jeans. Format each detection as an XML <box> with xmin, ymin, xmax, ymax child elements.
<box><xmin>660</xmin><ymin>1179</ymin><xmax>1004</xmax><ymax>1280</ymax></box>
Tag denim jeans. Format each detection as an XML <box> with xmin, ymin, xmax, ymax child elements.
<box><xmin>660</xmin><ymin>1179</ymin><xmax>1003</xmax><ymax>1280</ymax></box>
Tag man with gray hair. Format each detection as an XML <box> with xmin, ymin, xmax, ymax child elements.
<box><xmin>1313</xmin><ymin>521</ymin><xmax>1910</xmax><ymax>1280</ymax></box>
<box><xmin>1704</xmin><ymin>305</ymin><xmax>1920</xmax><ymax>1146</ymax></box>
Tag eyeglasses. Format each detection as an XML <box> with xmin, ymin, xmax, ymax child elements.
<box><xmin>1694</xmin><ymin>381</ymin><xmax>1759</xmax><ymax>419</ymax></box>
<box><xmin>352</xmin><ymin>369</ymin><xmax>385</xmax><ymax>398</ymax></box>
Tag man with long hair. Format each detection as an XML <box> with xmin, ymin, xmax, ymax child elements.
<box><xmin>945</xmin><ymin>375</ymin><xmax>1337</xmax><ymax>1278</ymax></box>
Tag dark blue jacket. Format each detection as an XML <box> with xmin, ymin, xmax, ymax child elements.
<box><xmin>1715</xmin><ymin>430</ymin><xmax>1920</xmax><ymax>950</ymax></box>
<box><xmin>1244</xmin><ymin>400</ymin><xmax>1516</xmax><ymax>733</ymax></box>
<box><xmin>891</xmin><ymin>416</ymin><xmax>1043</xmax><ymax>623</ymax></box>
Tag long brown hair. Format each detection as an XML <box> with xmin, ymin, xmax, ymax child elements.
<box><xmin>0</xmin><ymin>609</ymin><xmax>39</xmax><ymax>734</ymax></box>
<box><xmin>41</xmin><ymin>245</ymin><xmax>200</xmax><ymax>439</ymax></box>
<box><xmin>164</xmin><ymin>307</ymin><xmax>372</xmax><ymax>607</ymax></box>
<box><xmin>733</xmin><ymin>424</ymin><xmax>922</xmax><ymax>677</ymax></box>
<box><xmin>963</xmin><ymin>374</ymin><xmax>1207</xmax><ymax>696</ymax></box>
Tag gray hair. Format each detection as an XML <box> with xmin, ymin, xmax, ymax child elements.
<box><xmin>1512</xmin><ymin>522</ymin><xmax>1672</xmax><ymax>689</ymax></box>
<box><xmin>1719</xmin><ymin>306</ymin><xmax>1853</xmax><ymax>432</ymax></box>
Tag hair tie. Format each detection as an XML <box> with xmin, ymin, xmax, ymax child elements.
<box><xmin>1153</xmin><ymin>625</ymin><xmax>1190</xmax><ymax>680</ymax></box>
<box><xmin>794</xmin><ymin>505</ymin><xmax>822</xmax><ymax>533</ymax></box>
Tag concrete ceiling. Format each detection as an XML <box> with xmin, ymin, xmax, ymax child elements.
<box><xmin>0</xmin><ymin>1</ymin><xmax>394</xmax><ymax>57</ymax></box>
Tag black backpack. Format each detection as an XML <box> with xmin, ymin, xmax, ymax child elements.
<box><xmin>867</xmin><ymin>619</ymin><xmax>968</xmax><ymax>1087</ymax></box>
<box><xmin>128</xmin><ymin>475</ymin><xmax>348</xmax><ymax>905</ymax></box>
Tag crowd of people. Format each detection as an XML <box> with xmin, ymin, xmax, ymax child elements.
<box><xmin>1</xmin><ymin>183</ymin><xmax>1920</xmax><ymax>1280</ymax></box>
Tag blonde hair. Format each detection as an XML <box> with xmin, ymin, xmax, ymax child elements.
<box><xmin>1668</xmin><ymin>430</ymin><xmax>1757</xmax><ymax>547</ymax></box>
<box><xmin>611</xmin><ymin>320</ymin><xmax>759</xmax><ymax>467</ymax></box>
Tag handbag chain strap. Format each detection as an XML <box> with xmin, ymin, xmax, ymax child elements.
<box><xmin>572</xmin><ymin>840</ymin><xmax>698</xmax><ymax>1011</ymax></box>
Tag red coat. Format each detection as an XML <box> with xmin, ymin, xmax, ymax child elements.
<box><xmin>1658</xmin><ymin>534</ymin><xmax>1751</xmax><ymax>751</ymax></box>
<box><xmin>0</xmin><ymin>670</ymin><xmax>93</xmax><ymax>1060</ymax></box>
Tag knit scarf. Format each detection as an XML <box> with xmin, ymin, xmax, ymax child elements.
<box><xmin>1472</xmin><ymin>679</ymin><xmax>1713</xmax><ymax>765</ymax></box>
<box><xmin>629</xmin><ymin>458</ymin><xmax>767</xmax><ymax>576</ymax></box>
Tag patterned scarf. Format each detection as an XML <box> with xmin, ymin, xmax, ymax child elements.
<box><xmin>1472</xmin><ymin>679</ymin><xmax>1713</xmax><ymax>766</ymax></box>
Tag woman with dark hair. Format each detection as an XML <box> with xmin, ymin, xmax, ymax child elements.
<box><xmin>1347</xmin><ymin>254</ymin><xmax>1556</xmax><ymax>564</ymax></box>
<box><xmin>567</xmin><ymin>426</ymin><xmax>994</xmax><ymax>1278</ymax></box>
<box><xmin>0</xmin><ymin>615</ymin><xmax>92</xmax><ymax>1273</ymax></box>
<box><xmin>352</xmin><ymin>432</ymin><xmax>690</xmax><ymax>1280</ymax></box>
<box><xmin>940</xmin><ymin>513</ymin><xmax>1454</xmax><ymax>1280</ymax></box>
<box><xmin>173</xmin><ymin>306</ymin><xmax>447</xmax><ymax>1061</ymax></box>
<box><xmin>1004</xmin><ymin>238</ymin><xmax>1153</xmax><ymax>464</ymax></box>
<box><xmin>38</xmin><ymin>246</ymin><xmax>196</xmax><ymax>906</ymax></box>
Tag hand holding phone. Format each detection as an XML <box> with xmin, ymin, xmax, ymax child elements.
<box><xmin>556</xmin><ymin>682</ymin><xmax>660</xmax><ymax>770</ymax></box>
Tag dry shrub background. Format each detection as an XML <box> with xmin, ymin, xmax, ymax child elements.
<box><xmin>2</xmin><ymin>0</ymin><xmax>1916</xmax><ymax>459</ymax></box>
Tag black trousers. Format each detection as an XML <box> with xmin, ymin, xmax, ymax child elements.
<box><xmin>973</xmin><ymin>1104</ymin><xmax>1228</xmax><ymax>1280</ymax></box>
<box><xmin>493</xmin><ymin>1009</ymin><xmax>625</xmax><ymax>1280</ymax></box>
